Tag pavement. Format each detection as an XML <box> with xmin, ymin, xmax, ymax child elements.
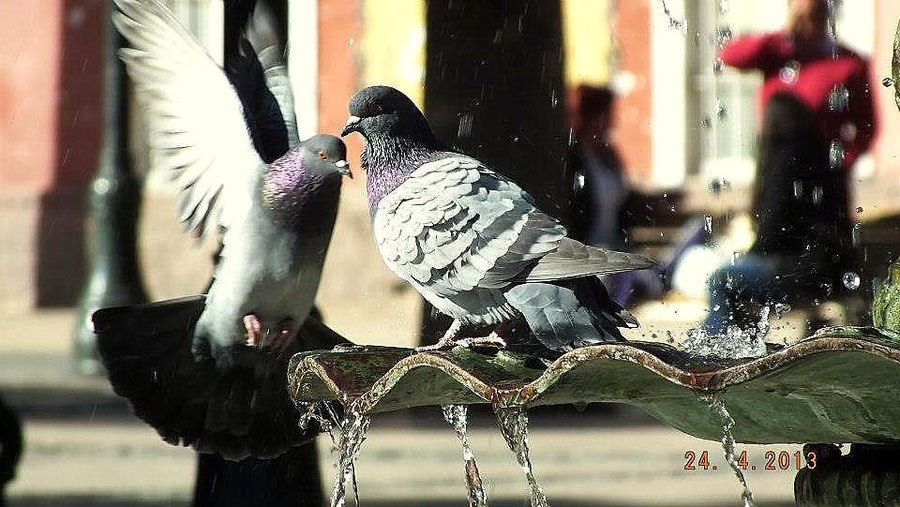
<box><xmin>0</xmin><ymin>307</ymin><xmax>803</xmax><ymax>506</ymax></box>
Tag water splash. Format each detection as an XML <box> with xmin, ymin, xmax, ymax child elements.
<box><xmin>774</xmin><ymin>303</ymin><xmax>791</xmax><ymax>319</ymax></box>
<box><xmin>442</xmin><ymin>405</ymin><xmax>487</xmax><ymax>507</ymax></box>
<box><xmin>493</xmin><ymin>406</ymin><xmax>549</xmax><ymax>507</ymax></box>
<box><xmin>756</xmin><ymin>305</ymin><xmax>771</xmax><ymax>341</ymax></box>
<box><xmin>327</xmin><ymin>402</ymin><xmax>371</xmax><ymax>507</ymax></box>
<box><xmin>296</xmin><ymin>401</ymin><xmax>335</xmax><ymax>433</ymax></box>
<box><xmin>704</xmin><ymin>215</ymin><xmax>713</xmax><ymax>234</ymax></box>
<box><xmin>701</xmin><ymin>393</ymin><xmax>755</xmax><ymax>507</ymax></box>
<box><xmin>681</xmin><ymin>326</ymin><xmax>766</xmax><ymax>359</ymax></box>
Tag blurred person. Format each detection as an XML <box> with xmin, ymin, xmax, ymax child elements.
<box><xmin>569</xmin><ymin>86</ymin><xmax>706</xmax><ymax>307</ymax></box>
<box><xmin>703</xmin><ymin>0</ymin><xmax>877</xmax><ymax>334</ymax></box>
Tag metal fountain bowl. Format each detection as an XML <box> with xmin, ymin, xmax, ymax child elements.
<box><xmin>289</xmin><ymin>326</ymin><xmax>900</xmax><ymax>445</ymax></box>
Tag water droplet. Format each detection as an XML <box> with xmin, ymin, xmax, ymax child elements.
<box><xmin>666</xmin><ymin>330</ymin><xmax>675</xmax><ymax>343</ymax></box>
<box><xmin>713</xmin><ymin>58</ymin><xmax>725</xmax><ymax>74</ymax></box>
<box><xmin>779</xmin><ymin>61</ymin><xmax>800</xmax><ymax>84</ymax></box>
<box><xmin>792</xmin><ymin>180</ymin><xmax>803</xmax><ymax>199</ymax></box>
<box><xmin>716</xmin><ymin>100</ymin><xmax>728</xmax><ymax>120</ymax></box>
<box><xmin>699</xmin><ymin>116</ymin><xmax>712</xmax><ymax>129</ymax></box>
<box><xmin>827</xmin><ymin>84</ymin><xmax>849</xmax><ymax>112</ymax></box>
<box><xmin>811</xmin><ymin>186</ymin><xmax>824</xmax><ymax>205</ymax></box>
<box><xmin>774</xmin><ymin>303</ymin><xmax>791</xmax><ymax>319</ymax></box>
<box><xmin>704</xmin><ymin>215</ymin><xmax>713</xmax><ymax>234</ymax></box>
<box><xmin>883</xmin><ymin>77</ymin><xmax>894</xmax><ymax>87</ymax></box>
<box><xmin>842</xmin><ymin>272</ymin><xmax>860</xmax><ymax>290</ymax></box>
<box><xmin>829</xmin><ymin>139</ymin><xmax>844</xmax><ymax>169</ymax></box>
<box><xmin>856</xmin><ymin>206</ymin><xmax>864</xmax><ymax>214</ymax></box>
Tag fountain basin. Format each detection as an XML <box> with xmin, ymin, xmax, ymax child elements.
<box><xmin>289</xmin><ymin>327</ymin><xmax>900</xmax><ymax>445</ymax></box>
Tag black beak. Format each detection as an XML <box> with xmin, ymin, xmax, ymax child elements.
<box><xmin>335</xmin><ymin>160</ymin><xmax>352</xmax><ymax>179</ymax></box>
<box><xmin>341</xmin><ymin>115</ymin><xmax>361</xmax><ymax>137</ymax></box>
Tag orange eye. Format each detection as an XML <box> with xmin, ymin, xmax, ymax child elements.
<box><xmin>317</xmin><ymin>151</ymin><xmax>327</xmax><ymax>160</ymax></box>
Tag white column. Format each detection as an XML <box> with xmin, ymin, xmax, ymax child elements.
<box><xmin>288</xmin><ymin>0</ymin><xmax>319</xmax><ymax>138</ymax></box>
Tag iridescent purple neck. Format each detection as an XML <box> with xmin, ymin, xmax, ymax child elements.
<box><xmin>262</xmin><ymin>147</ymin><xmax>340</xmax><ymax>230</ymax></box>
<box><xmin>364</xmin><ymin>134</ymin><xmax>441</xmax><ymax>214</ymax></box>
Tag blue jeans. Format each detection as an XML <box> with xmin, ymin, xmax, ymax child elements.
<box><xmin>703</xmin><ymin>253</ymin><xmax>801</xmax><ymax>334</ymax></box>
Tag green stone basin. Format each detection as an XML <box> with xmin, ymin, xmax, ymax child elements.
<box><xmin>288</xmin><ymin>327</ymin><xmax>900</xmax><ymax>445</ymax></box>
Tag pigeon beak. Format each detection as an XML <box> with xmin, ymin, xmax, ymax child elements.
<box><xmin>341</xmin><ymin>115</ymin><xmax>361</xmax><ymax>137</ymax></box>
<box><xmin>335</xmin><ymin>159</ymin><xmax>352</xmax><ymax>178</ymax></box>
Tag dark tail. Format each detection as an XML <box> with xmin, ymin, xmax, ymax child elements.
<box><xmin>92</xmin><ymin>296</ymin><xmax>316</xmax><ymax>460</ymax></box>
<box><xmin>505</xmin><ymin>277</ymin><xmax>638</xmax><ymax>352</ymax></box>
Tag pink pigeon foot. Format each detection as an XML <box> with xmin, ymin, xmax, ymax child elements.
<box><xmin>243</xmin><ymin>314</ymin><xmax>262</xmax><ymax>346</ymax></box>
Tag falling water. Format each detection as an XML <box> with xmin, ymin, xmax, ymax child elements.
<box><xmin>658</xmin><ymin>0</ymin><xmax>687</xmax><ymax>34</ymax></box>
<box><xmin>442</xmin><ymin>405</ymin><xmax>487</xmax><ymax>507</ymax></box>
<box><xmin>326</xmin><ymin>402</ymin><xmax>371</xmax><ymax>507</ymax></box>
<box><xmin>493</xmin><ymin>406</ymin><xmax>549</xmax><ymax>507</ymax></box>
<box><xmin>701</xmin><ymin>393</ymin><xmax>755</xmax><ymax>507</ymax></box>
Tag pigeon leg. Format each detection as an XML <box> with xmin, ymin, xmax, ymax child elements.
<box><xmin>416</xmin><ymin>319</ymin><xmax>463</xmax><ymax>352</ymax></box>
<box><xmin>272</xmin><ymin>318</ymin><xmax>294</xmax><ymax>349</ymax></box>
<box><xmin>243</xmin><ymin>314</ymin><xmax>262</xmax><ymax>346</ymax></box>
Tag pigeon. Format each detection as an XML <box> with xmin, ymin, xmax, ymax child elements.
<box><xmin>91</xmin><ymin>0</ymin><xmax>350</xmax><ymax>460</ymax></box>
<box><xmin>341</xmin><ymin>85</ymin><xmax>654</xmax><ymax>352</ymax></box>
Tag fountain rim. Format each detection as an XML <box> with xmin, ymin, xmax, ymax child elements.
<box><xmin>289</xmin><ymin>327</ymin><xmax>900</xmax><ymax>414</ymax></box>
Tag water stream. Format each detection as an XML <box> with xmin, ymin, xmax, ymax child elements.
<box><xmin>701</xmin><ymin>393</ymin><xmax>754</xmax><ymax>507</ymax></box>
<box><xmin>493</xmin><ymin>405</ymin><xmax>549</xmax><ymax>507</ymax></box>
<box><xmin>442</xmin><ymin>404</ymin><xmax>487</xmax><ymax>507</ymax></box>
<box><xmin>321</xmin><ymin>401</ymin><xmax>371</xmax><ymax>507</ymax></box>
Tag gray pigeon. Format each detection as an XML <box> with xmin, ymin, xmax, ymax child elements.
<box><xmin>341</xmin><ymin>85</ymin><xmax>654</xmax><ymax>352</ymax></box>
<box><xmin>91</xmin><ymin>0</ymin><xmax>349</xmax><ymax>459</ymax></box>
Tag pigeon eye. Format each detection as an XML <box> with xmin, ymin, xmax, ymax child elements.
<box><xmin>317</xmin><ymin>151</ymin><xmax>327</xmax><ymax>160</ymax></box>
<box><xmin>373</xmin><ymin>102</ymin><xmax>384</xmax><ymax>113</ymax></box>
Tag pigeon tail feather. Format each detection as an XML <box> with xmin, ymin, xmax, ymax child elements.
<box><xmin>92</xmin><ymin>296</ymin><xmax>315</xmax><ymax>461</ymax></box>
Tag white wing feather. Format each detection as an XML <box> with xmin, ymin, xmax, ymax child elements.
<box><xmin>114</xmin><ymin>0</ymin><xmax>262</xmax><ymax>237</ymax></box>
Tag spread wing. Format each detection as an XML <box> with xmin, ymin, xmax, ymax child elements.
<box><xmin>372</xmin><ymin>156</ymin><xmax>566</xmax><ymax>297</ymax></box>
<box><xmin>373</xmin><ymin>156</ymin><xmax>656</xmax><ymax>297</ymax></box>
<box><xmin>225</xmin><ymin>0</ymin><xmax>299</xmax><ymax>161</ymax></box>
<box><xmin>115</xmin><ymin>0</ymin><xmax>263</xmax><ymax>238</ymax></box>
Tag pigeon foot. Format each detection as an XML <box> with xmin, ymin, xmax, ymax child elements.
<box><xmin>416</xmin><ymin>322</ymin><xmax>507</xmax><ymax>352</ymax></box>
<box><xmin>416</xmin><ymin>319</ymin><xmax>462</xmax><ymax>352</ymax></box>
<box><xmin>243</xmin><ymin>314</ymin><xmax>262</xmax><ymax>346</ymax></box>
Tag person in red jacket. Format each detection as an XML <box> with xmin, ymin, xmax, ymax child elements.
<box><xmin>703</xmin><ymin>0</ymin><xmax>877</xmax><ymax>336</ymax></box>
<box><xmin>719</xmin><ymin>0</ymin><xmax>876</xmax><ymax>169</ymax></box>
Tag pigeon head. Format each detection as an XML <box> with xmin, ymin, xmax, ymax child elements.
<box><xmin>341</xmin><ymin>86</ymin><xmax>436</xmax><ymax>145</ymax></box>
<box><xmin>262</xmin><ymin>134</ymin><xmax>348</xmax><ymax>227</ymax></box>
<box><xmin>300</xmin><ymin>134</ymin><xmax>351</xmax><ymax>178</ymax></box>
